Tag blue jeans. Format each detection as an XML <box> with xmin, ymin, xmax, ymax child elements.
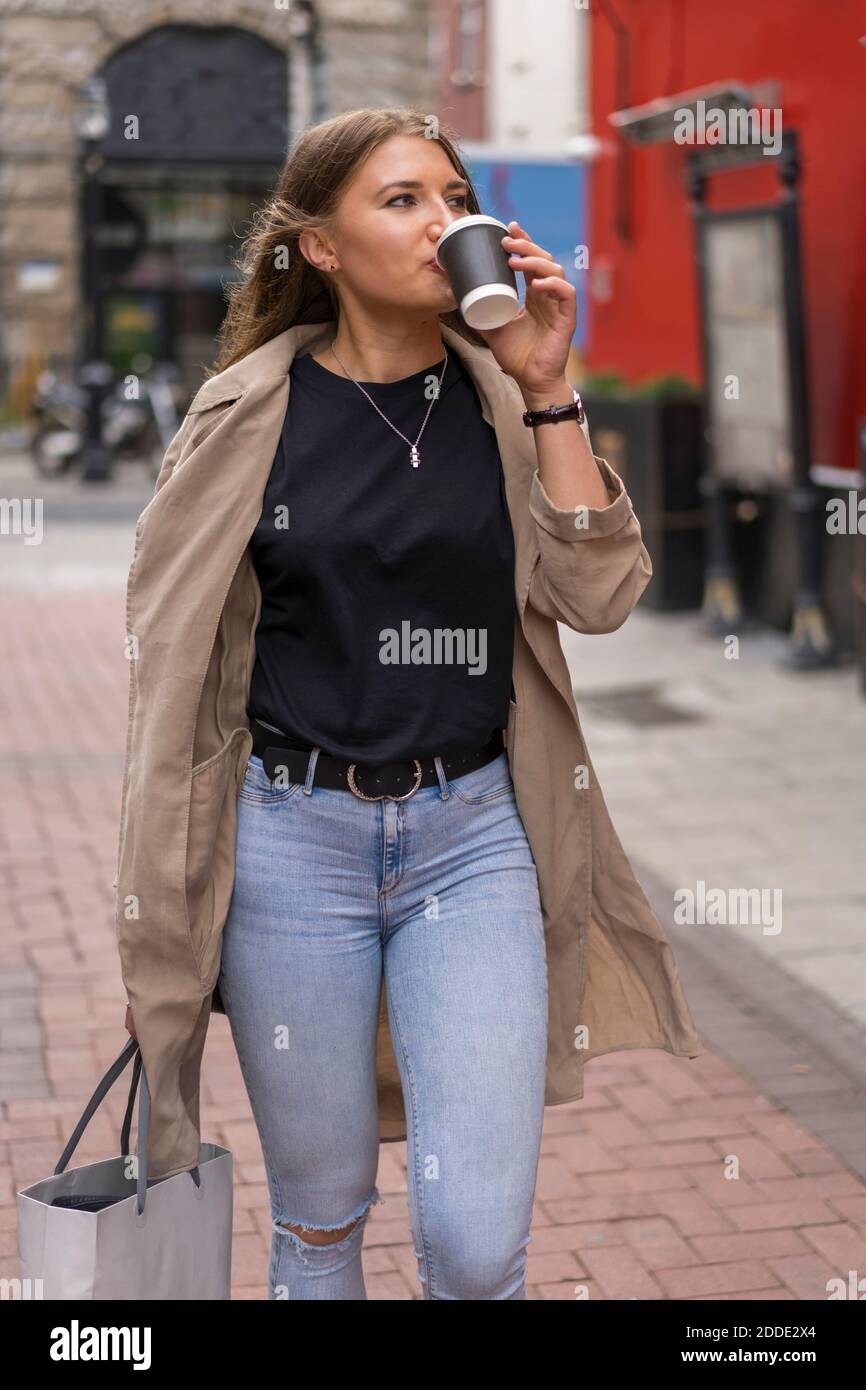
<box><xmin>217</xmin><ymin>745</ymin><xmax>548</xmax><ymax>1300</ymax></box>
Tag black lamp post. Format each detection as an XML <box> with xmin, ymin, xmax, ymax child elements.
<box><xmin>75</xmin><ymin>75</ymin><xmax>114</xmax><ymax>484</ymax></box>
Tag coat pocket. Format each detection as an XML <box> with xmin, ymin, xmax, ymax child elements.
<box><xmin>184</xmin><ymin>725</ymin><xmax>252</xmax><ymax>984</ymax></box>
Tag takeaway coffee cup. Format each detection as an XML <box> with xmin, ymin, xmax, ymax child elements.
<box><xmin>434</xmin><ymin>215</ymin><xmax>519</xmax><ymax>330</ymax></box>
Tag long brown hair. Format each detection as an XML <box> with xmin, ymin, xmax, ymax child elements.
<box><xmin>210</xmin><ymin>107</ymin><xmax>490</xmax><ymax>377</ymax></box>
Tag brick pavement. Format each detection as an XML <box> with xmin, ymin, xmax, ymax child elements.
<box><xmin>560</xmin><ymin>610</ymin><xmax>866</xmax><ymax>1030</ymax></box>
<box><xmin>1</xmin><ymin>588</ymin><xmax>865</xmax><ymax>1299</ymax></box>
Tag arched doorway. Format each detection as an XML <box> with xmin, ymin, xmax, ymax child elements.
<box><xmin>81</xmin><ymin>23</ymin><xmax>290</xmax><ymax>392</ymax></box>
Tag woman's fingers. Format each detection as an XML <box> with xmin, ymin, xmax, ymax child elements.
<box><xmin>502</xmin><ymin>223</ymin><xmax>555</xmax><ymax>262</ymax></box>
<box><xmin>507</xmin><ymin>253</ymin><xmax>564</xmax><ymax>275</ymax></box>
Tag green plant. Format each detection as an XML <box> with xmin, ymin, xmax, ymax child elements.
<box><xmin>578</xmin><ymin>371</ymin><xmax>701</xmax><ymax>401</ymax></box>
<box><xmin>630</xmin><ymin>373</ymin><xmax>702</xmax><ymax>401</ymax></box>
<box><xmin>579</xmin><ymin>371</ymin><xmax>629</xmax><ymax>397</ymax></box>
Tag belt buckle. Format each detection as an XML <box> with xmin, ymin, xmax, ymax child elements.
<box><xmin>346</xmin><ymin>758</ymin><xmax>423</xmax><ymax>801</ymax></box>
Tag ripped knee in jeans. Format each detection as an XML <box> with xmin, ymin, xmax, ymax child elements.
<box><xmin>279</xmin><ymin>1217</ymin><xmax>360</xmax><ymax>1246</ymax></box>
<box><xmin>273</xmin><ymin>1187</ymin><xmax>384</xmax><ymax>1259</ymax></box>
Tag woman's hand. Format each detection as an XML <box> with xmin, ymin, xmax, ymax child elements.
<box><xmin>124</xmin><ymin>1004</ymin><xmax>137</xmax><ymax>1041</ymax></box>
<box><xmin>473</xmin><ymin>220</ymin><xmax>577</xmax><ymax>398</ymax></box>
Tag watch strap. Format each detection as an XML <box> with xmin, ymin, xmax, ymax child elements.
<box><xmin>523</xmin><ymin>387</ymin><xmax>585</xmax><ymax>428</ymax></box>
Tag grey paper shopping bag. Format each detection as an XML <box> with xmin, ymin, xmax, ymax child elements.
<box><xmin>16</xmin><ymin>1037</ymin><xmax>233</xmax><ymax>1300</ymax></box>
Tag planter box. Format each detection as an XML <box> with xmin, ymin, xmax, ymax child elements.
<box><xmin>581</xmin><ymin>395</ymin><xmax>706</xmax><ymax>610</ymax></box>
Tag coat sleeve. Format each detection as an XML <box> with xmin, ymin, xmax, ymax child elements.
<box><xmin>525</xmin><ymin>415</ymin><xmax>653</xmax><ymax>635</ymax></box>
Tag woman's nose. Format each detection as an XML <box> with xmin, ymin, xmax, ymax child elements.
<box><xmin>429</xmin><ymin>210</ymin><xmax>462</xmax><ymax>241</ymax></box>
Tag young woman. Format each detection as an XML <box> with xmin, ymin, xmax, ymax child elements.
<box><xmin>118</xmin><ymin>107</ymin><xmax>704</xmax><ymax>1302</ymax></box>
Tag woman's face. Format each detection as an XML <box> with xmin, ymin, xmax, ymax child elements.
<box><xmin>305</xmin><ymin>134</ymin><xmax>473</xmax><ymax>316</ymax></box>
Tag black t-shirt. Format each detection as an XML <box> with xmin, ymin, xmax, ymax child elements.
<box><xmin>246</xmin><ymin>346</ymin><xmax>516</xmax><ymax>763</ymax></box>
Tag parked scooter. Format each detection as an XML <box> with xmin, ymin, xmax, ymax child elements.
<box><xmin>29</xmin><ymin>359</ymin><xmax>184</xmax><ymax>481</ymax></box>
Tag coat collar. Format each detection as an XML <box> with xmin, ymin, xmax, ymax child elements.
<box><xmin>188</xmin><ymin>319</ymin><xmax>511</xmax><ymax>434</ymax></box>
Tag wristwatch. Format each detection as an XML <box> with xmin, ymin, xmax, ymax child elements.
<box><xmin>523</xmin><ymin>386</ymin><xmax>585</xmax><ymax>428</ymax></box>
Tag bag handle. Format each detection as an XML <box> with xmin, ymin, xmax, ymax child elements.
<box><xmin>55</xmin><ymin>1036</ymin><xmax>199</xmax><ymax>1215</ymax></box>
<box><xmin>120</xmin><ymin>1047</ymin><xmax>142</xmax><ymax>1158</ymax></box>
<box><xmin>55</xmin><ymin>1036</ymin><xmax>140</xmax><ymax>1178</ymax></box>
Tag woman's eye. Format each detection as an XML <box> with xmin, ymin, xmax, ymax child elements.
<box><xmin>387</xmin><ymin>194</ymin><xmax>468</xmax><ymax>208</ymax></box>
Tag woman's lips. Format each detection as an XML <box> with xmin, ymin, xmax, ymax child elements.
<box><xmin>427</xmin><ymin>261</ymin><xmax>445</xmax><ymax>274</ymax></box>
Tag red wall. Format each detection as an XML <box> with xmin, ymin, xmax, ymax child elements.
<box><xmin>589</xmin><ymin>0</ymin><xmax>866</xmax><ymax>472</ymax></box>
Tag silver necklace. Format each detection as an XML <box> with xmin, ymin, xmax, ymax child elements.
<box><xmin>329</xmin><ymin>344</ymin><xmax>448</xmax><ymax>468</ymax></box>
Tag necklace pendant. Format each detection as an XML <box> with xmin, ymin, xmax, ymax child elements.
<box><xmin>410</xmin><ymin>445</ymin><xmax>420</xmax><ymax>468</ymax></box>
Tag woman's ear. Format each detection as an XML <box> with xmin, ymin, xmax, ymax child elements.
<box><xmin>298</xmin><ymin>229</ymin><xmax>336</xmax><ymax>275</ymax></box>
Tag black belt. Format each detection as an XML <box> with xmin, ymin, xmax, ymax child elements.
<box><xmin>250</xmin><ymin>719</ymin><xmax>505</xmax><ymax>801</ymax></box>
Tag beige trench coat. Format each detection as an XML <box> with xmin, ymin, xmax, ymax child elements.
<box><xmin>115</xmin><ymin>319</ymin><xmax>705</xmax><ymax>1182</ymax></box>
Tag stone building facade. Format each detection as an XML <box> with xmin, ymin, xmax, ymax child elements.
<box><xmin>0</xmin><ymin>0</ymin><xmax>435</xmax><ymax>408</ymax></box>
